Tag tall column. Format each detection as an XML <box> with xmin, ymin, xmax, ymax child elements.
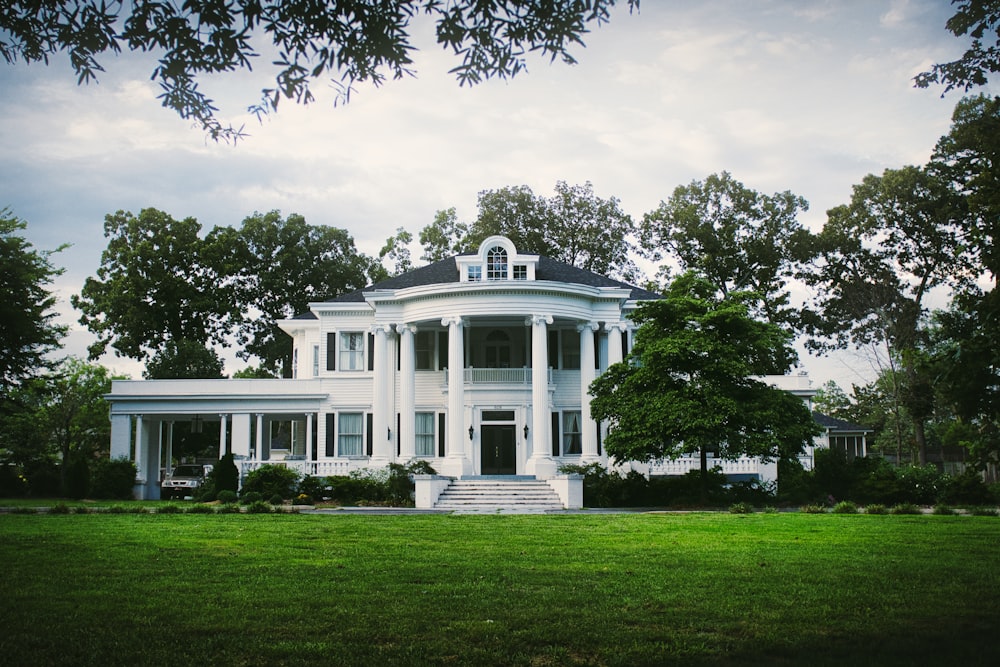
<box><xmin>110</xmin><ymin>414</ymin><xmax>131</xmax><ymax>461</ymax></box>
<box><xmin>526</xmin><ymin>314</ymin><xmax>556</xmax><ymax>478</ymax></box>
<box><xmin>305</xmin><ymin>413</ymin><xmax>313</xmax><ymax>462</ymax></box>
<box><xmin>578</xmin><ymin>321</ymin><xmax>600</xmax><ymax>462</ymax></box>
<box><xmin>606</xmin><ymin>322</ymin><xmax>624</xmax><ymax>366</ymax></box>
<box><xmin>218</xmin><ymin>413</ymin><xmax>228</xmax><ymax>458</ymax></box>
<box><xmin>397</xmin><ymin>324</ymin><xmax>417</xmax><ymax>460</ymax></box>
<box><xmin>371</xmin><ymin>324</ymin><xmax>393</xmax><ymax>463</ymax></box>
<box><xmin>255</xmin><ymin>414</ymin><xmax>264</xmax><ymax>460</ymax></box>
<box><xmin>442</xmin><ymin>316</ymin><xmax>471</xmax><ymax>476</ymax></box>
<box><xmin>165</xmin><ymin>421</ymin><xmax>174</xmax><ymax>473</ymax></box>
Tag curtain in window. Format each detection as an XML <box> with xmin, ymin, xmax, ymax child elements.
<box><xmin>415</xmin><ymin>412</ymin><xmax>435</xmax><ymax>456</ymax></box>
<box><xmin>338</xmin><ymin>413</ymin><xmax>363</xmax><ymax>456</ymax></box>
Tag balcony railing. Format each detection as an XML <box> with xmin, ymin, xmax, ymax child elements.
<box><xmin>240</xmin><ymin>459</ymin><xmax>352</xmax><ymax>478</ymax></box>
<box><xmin>438</xmin><ymin>367</ymin><xmax>554</xmax><ymax>385</ymax></box>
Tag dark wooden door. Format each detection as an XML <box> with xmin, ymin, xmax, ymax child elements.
<box><xmin>481</xmin><ymin>425</ymin><xmax>516</xmax><ymax>475</ymax></box>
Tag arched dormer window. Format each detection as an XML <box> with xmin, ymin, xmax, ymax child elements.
<box><xmin>487</xmin><ymin>246</ymin><xmax>508</xmax><ymax>280</ymax></box>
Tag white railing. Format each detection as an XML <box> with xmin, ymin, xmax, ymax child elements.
<box><xmin>440</xmin><ymin>368</ymin><xmax>554</xmax><ymax>385</ymax></box>
<box><xmin>240</xmin><ymin>459</ymin><xmax>352</xmax><ymax>478</ymax></box>
<box><xmin>650</xmin><ymin>456</ymin><xmax>762</xmax><ymax>476</ymax></box>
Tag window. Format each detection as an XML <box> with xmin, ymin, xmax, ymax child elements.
<box><xmin>415</xmin><ymin>330</ymin><xmax>435</xmax><ymax>370</ymax></box>
<box><xmin>513</xmin><ymin>264</ymin><xmax>527</xmax><ymax>280</ymax></box>
<box><xmin>339</xmin><ymin>332</ymin><xmax>365</xmax><ymax>370</ymax></box>
<box><xmin>338</xmin><ymin>413</ymin><xmax>364</xmax><ymax>456</ymax></box>
<box><xmin>467</xmin><ymin>265</ymin><xmax>482</xmax><ymax>282</ymax></box>
<box><xmin>312</xmin><ymin>345</ymin><xmax>320</xmax><ymax>376</ymax></box>
<box><xmin>563</xmin><ymin>411</ymin><xmax>582</xmax><ymax>455</ymax></box>
<box><xmin>415</xmin><ymin>412</ymin><xmax>435</xmax><ymax>456</ymax></box>
<box><xmin>562</xmin><ymin>330</ymin><xmax>580</xmax><ymax>369</ymax></box>
<box><xmin>487</xmin><ymin>246</ymin><xmax>507</xmax><ymax>280</ymax></box>
<box><xmin>485</xmin><ymin>330</ymin><xmax>511</xmax><ymax>368</ymax></box>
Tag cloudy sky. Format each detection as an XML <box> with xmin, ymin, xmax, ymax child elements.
<box><xmin>0</xmin><ymin>0</ymin><xmax>987</xmax><ymax>387</ymax></box>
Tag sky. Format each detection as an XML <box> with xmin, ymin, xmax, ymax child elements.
<box><xmin>0</xmin><ymin>0</ymin><xmax>987</xmax><ymax>388</ymax></box>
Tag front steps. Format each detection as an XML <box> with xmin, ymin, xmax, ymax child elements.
<box><xmin>433</xmin><ymin>477</ymin><xmax>565</xmax><ymax>513</ymax></box>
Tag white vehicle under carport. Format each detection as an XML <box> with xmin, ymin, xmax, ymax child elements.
<box><xmin>160</xmin><ymin>464</ymin><xmax>210</xmax><ymax>500</ymax></box>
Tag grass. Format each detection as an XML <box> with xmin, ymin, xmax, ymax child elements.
<box><xmin>1</xmin><ymin>513</ymin><xmax>999</xmax><ymax>666</ymax></box>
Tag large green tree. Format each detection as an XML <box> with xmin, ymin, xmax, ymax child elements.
<box><xmin>801</xmin><ymin>165</ymin><xmax>975</xmax><ymax>465</ymax></box>
<box><xmin>0</xmin><ymin>210</ymin><xmax>66</xmax><ymax>397</ymax></box>
<box><xmin>223</xmin><ymin>211</ymin><xmax>384</xmax><ymax>376</ymax></box>
<box><xmin>639</xmin><ymin>171</ymin><xmax>810</xmax><ymax>332</ymax></box>
<box><xmin>589</xmin><ymin>273</ymin><xmax>819</xmax><ymax>495</ymax></box>
<box><xmin>0</xmin><ymin>0</ymin><xmax>639</xmax><ymax>141</ymax></box>
<box><xmin>421</xmin><ymin>181</ymin><xmax>640</xmax><ymax>281</ymax></box>
<box><xmin>72</xmin><ymin>208</ymin><xmax>232</xmax><ymax>362</ymax></box>
<box><xmin>143</xmin><ymin>339</ymin><xmax>226</xmax><ymax>380</ymax></box>
<box><xmin>915</xmin><ymin>0</ymin><xmax>1000</xmax><ymax>93</ymax></box>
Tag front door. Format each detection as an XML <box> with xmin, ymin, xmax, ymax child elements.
<box><xmin>481</xmin><ymin>425</ymin><xmax>516</xmax><ymax>475</ymax></box>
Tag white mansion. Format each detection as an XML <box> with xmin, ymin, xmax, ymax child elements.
<box><xmin>107</xmin><ymin>236</ymin><xmax>862</xmax><ymax>507</ymax></box>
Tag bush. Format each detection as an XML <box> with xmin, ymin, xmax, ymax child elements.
<box><xmin>890</xmin><ymin>502</ymin><xmax>922</xmax><ymax>515</ymax></box>
<box><xmin>155</xmin><ymin>504</ymin><xmax>182</xmax><ymax>514</ymax></box>
<box><xmin>932</xmin><ymin>504</ymin><xmax>956</xmax><ymax>516</ymax></box>
<box><xmin>185</xmin><ymin>504</ymin><xmax>215</xmax><ymax>514</ymax></box>
<box><xmin>865</xmin><ymin>504</ymin><xmax>887</xmax><ymax>515</ymax></box>
<box><xmin>246</xmin><ymin>500</ymin><xmax>272</xmax><ymax>514</ymax></box>
<box><xmin>90</xmin><ymin>458</ymin><xmax>137</xmax><ymax>500</ymax></box>
<box><xmin>0</xmin><ymin>464</ymin><xmax>28</xmax><ymax>498</ymax></box>
<box><xmin>294</xmin><ymin>493</ymin><xmax>313</xmax><ymax>505</ymax></box>
<box><xmin>64</xmin><ymin>455</ymin><xmax>90</xmax><ymax>499</ymax></box>
<box><xmin>216</xmin><ymin>489</ymin><xmax>237</xmax><ymax>504</ymax></box>
<box><xmin>213</xmin><ymin>453</ymin><xmax>240</xmax><ymax>496</ymax></box>
<box><xmin>971</xmin><ymin>507</ymin><xmax>998</xmax><ymax>517</ymax></box>
<box><xmin>73</xmin><ymin>505</ymin><xmax>92</xmax><ymax>514</ymax></box>
<box><xmin>938</xmin><ymin>470</ymin><xmax>995</xmax><ymax>506</ymax></box>
<box><xmin>729</xmin><ymin>502</ymin><xmax>753</xmax><ymax>514</ymax></box>
<box><xmin>25</xmin><ymin>460</ymin><xmax>61</xmax><ymax>497</ymax></box>
<box><xmin>298</xmin><ymin>475</ymin><xmax>329</xmax><ymax>501</ymax></box>
<box><xmin>105</xmin><ymin>505</ymin><xmax>128</xmax><ymax>514</ymax></box>
<box><xmin>240</xmin><ymin>491</ymin><xmax>263</xmax><ymax>504</ymax></box>
<box><xmin>49</xmin><ymin>502</ymin><xmax>72</xmax><ymax>514</ymax></box>
<box><xmin>268</xmin><ymin>494</ymin><xmax>284</xmax><ymax>505</ymax></box>
<box><xmin>832</xmin><ymin>501</ymin><xmax>858</xmax><ymax>514</ymax></box>
<box><xmin>217</xmin><ymin>503</ymin><xmax>241</xmax><ymax>513</ymax></box>
<box><xmin>242</xmin><ymin>464</ymin><xmax>300</xmax><ymax>501</ymax></box>
<box><xmin>800</xmin><ymin>504</ymin><xmax>826</xmax><ymax>514</ymax></box>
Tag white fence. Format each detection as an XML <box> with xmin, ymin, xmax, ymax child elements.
<box><xmin>240</xmin><ymin>459</ymin><xmax>352</xmax><ymax>478</ymax></box>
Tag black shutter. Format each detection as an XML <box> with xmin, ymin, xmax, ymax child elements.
<box><xmin>366</xmin><ymin>413</ymin><xmax>373</xmax><ymax>456</ymax></box>
<box><xmin>312</xmin><ymin>417</ymin><xmax>319</xmax><ymax>460</ymax></box>
<box><xmin>438</xmin><ymin>413</ymin><xmax>446</xmax><ymax>457</ymax></box>
<box><xmin>551</xmin><ymin>411</ymin><xmax>560</xmax><ymax>457</ymax></box>
<box><xmin>594</xmin><ymin>330</ymin><xmax>601</xmax><ymax>369</ymax></box>
<box><xmin>396</xmin><ymin>413</ymin><xmax>401</xmax><ymax>456</ymax></box>
<box><xmin>438</xmin><ymin>331</ymin><xmax>448</xmax><ymax>370</ymax></box>
<box><xmin>367</xmin><ymin>333</ymin><xmax>375</xmax><ymax>371</ymax></box>
<box><xmin>325</xmin><ymin>414</ymin><xmax>335</xmax><ymax>457</ymax></box>
<box><xmin>327</xmin><ymin>332</ymin><xmax>337</xmax><ymax>371</ymax></box>
<box><xmin>548</xmin><ymin>330</ymin><xmax>558</xmax><ymax>369</ymax></box>
<box><xmin>596</xmin><ymin>420</ymin><xmax>602</xmax><ymax>456</ymax></box>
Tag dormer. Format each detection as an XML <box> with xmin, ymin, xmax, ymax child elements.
<box><xmin>456</xmin><ymin>236</ymin><xmax>539</xmax><ymax>283</ymax></box>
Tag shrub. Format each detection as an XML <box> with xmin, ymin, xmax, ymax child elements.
<box><xmin>0</xmin><ymin>464</ymin><xmax>28</xmax><ymax>498</ymax></box>
<box><xmin>25</xmin><ymin>460</ymin><xmax>61</xmax><ymax>497</ymax></box>
<box><xmin>127</xmin><ymin>505</ymin><xmax>149</xmax><ymax>514</ymax></box>
<box><xmin>890</xmin><ymin>502</ymin><xmax>922</xmax><ymax>515</ymax></box>
<box><xmin>832</xmin><ymin>501</ymin><xmax>858</xmax><ymax>514</ymax></box>
<box><xmin>865</xmin><ymin>504</ymin><xmax>887</xmax><ymax>515</ymax></box>
<box><xmin>49</xmin><ymin>502</ymin><xmax>72</xmax><ymax>514</ymax></box>
<box><xmin>971</xmin><ymin>507</ymin><xmax>998</xmax><ymax>517</ymax></box>
<box><xmin>938</xmin><ymin>470</ymin><xmax>995</xmax><ymax>506</ymax></box>
<box><xmin>64</xmin><ymin>455</ymin><xmax>90</xmax><ymax>499</ymax></box>
<box><xmin>213</xmin><ymin>453</ymin><xmax>240</xmax><ymax>496</ymax></box>
<box><xmin>295</xmin><ymin>493</ymin><xmax>313</xmax><ymax>505</ymax></box>
<box><xmin>896</xmin><ymin>465</ymin><xmax>942</xmax><ymax>505</ymax></box>
<box><xmin>216</xmin><ymin>489</ymin><xmax>237</xmax><ymax>504</ymax></box>
<box><xmin>800</xmin><ymin>504</ymin><xmax>826</xmax><ymax>514</ymax></box>
<box><xmin>298</xmin><ymin>475</ymin><xmax>329</xmax><ymax>501</ymax></box>
<box><xmin>185</xmin><ymin>504</ymin><xmax>214</xmax><ymax>514</ymax></box>
<box><xmin>729</xmin><ymin>502</ymin><xmax>753</xmax><ymax>514</ymax></box>
<box><xmin>105</xmin><ymin>505</ymin><xmax>128</xmax><ymax>514</ymax></box>
<box><xmin>73</xmin><ymin>505</ymin><xmax>92</xmax><ymax>514</ymax></box>
<box><xmin>155</xmin><ymin>504</ymin><xmax>182</xmax><ymax>514</ymax></box>
<box><xmin>217</xmin><ymin>503</ymin><xmax>241</xmax><ymax>514</ymax></box>
<box><xmin>11</xmin><ymin>506</ymin><xmax>37</xmax><ymax>514</ymax></box>
<box><xmin>268</xmin><ymin>494</ymin><xmax>284</xmax><ymax>506</ymax></box>
<box><xmin>240</xmin><ymin>491</ymin><xmax>263</xmax><ymax>504</ymax></box>
<box><xmin>90</xmin><ymin>458</ymin><xmax>137</xmax><ymax>500</ymax></box>
<box><xmin>242</xmin><ymin>464</ymin><xmax>300</xmax><ymax>501</ymax></box>
<box><xmin>245</xmin><ymin>500</ymin><xmax>272</xmax><ymax>514</ymax></box>
<box><xmin>932</xmin><ymin>504</ymin><xmax>956</xmax><ymax>516</ymax></box>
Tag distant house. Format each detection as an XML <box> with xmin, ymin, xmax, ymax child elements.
<box><xmin>812</xmin><ymin>412</ymin><xmax>871</xmax><ymax>462</ymax></box>
<box><xmin>106</xmin><ymin>236</ymin><xmax>835</xmax><ymax>507</ymax></box>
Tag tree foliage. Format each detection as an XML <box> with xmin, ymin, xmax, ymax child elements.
<box><xmin>421</xmin><ymin>181</ymin><xmax>640</xmax><ymax>281</ymax></box>
<box><xmin>0</xmin><ymin>0</ymin><xmax>638</xmax><ymax>142</ymax></box>
<box><xmin>0</xmin><ymin>210</ymin><xmax>66</xmax><ymax>396</ymax></box>
<box><xmin>915</xmin><ymin>0</ymin><xmax>1000</xmax><ymax>93</ymax></box>
<box><xmin>639</xmin><ymin>172</ymin><xmax>810</xmax><ymax>330</ymax></box>
<box><xmin>589</xmin><ymin>273</ymin><xmax>819</xmax><ymax>481</ymax></box>
<box><xmin>143</xmin><ymin>339</ymin><xmax>226</xmax><ymax>379</ymax></box>
<box><xmin>71</xmin><ymin>208</ymin><xmax>232</xmax><ymax>361</ymax></box>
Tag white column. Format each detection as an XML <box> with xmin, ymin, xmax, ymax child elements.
<box><xmin>526</xmin><ymin>314</ymin><xmax>556</xmax><ymax>478</ymax></box>
<box><xmin>165</xmin><ymin>421</ymin><xmax>174</xmax><ymax>473</ymax></box>
<box><xmin>305</xmin><ymin>413</ymin><xmax>314</xmax><ymax>462</ymax></box>
<box><xmin>255</xmin><ymin>414</ymin><xmax>264</xmax><ymax>460</ymax></box>
<box><xmin>218</xmin><ymin>414</ymin><xmax>228</xmax><ymax>458</ymax></box>
<box><xmin>110</xmin><ymin>414</ymin><xmax>131</xmax><ymax>461</ymax></box>
<box><xmin>579</xmin><ymin>321</ymin><xmax>600</xmax><ymax>462</ymax></box>
<box><xmin>606</xmin><ymin>322</ymin><xmax>624</xmax><ymax>366</ymax></box>
<box><xmin>397</xmin><ymin>324</ymin><xmax>417</xmax><ymax>460</ymax></box>
<box><xmin>442</xmin><ymin>316</ymin><xmax>472</xmax><ymax>476</ymax></box>
<box><xmin>371</xmin><ymin>324</ymin><xmax>393</xmax><ymax>463</ymax></box>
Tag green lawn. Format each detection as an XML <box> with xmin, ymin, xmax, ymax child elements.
<box><xmin>1</xmin><ymin>512</ymin><xmax>998</xmax><ymax>666</ymax></box>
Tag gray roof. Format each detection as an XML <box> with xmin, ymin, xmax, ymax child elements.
<box><xmin>813</xmin><ymin>411</ymin><xmax>871</xmax><ymax>433</ymax></box>
<box><xmin>327</xmin><ymin>255</ymin><xmax>662</xmax><ymax>304</ymax></box>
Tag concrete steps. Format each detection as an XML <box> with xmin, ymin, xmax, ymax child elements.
<box><xmin>433</xmin><ymin>478</ymin><xmax>564</xmax><ymax>513</ymax></box>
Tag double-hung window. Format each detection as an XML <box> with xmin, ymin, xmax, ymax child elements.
<box><xmin>339</xmin><ymin>332</ymin><xmax>365</xmax><ymax>371</ymax></box>
<box><xmin>415</xmin><ymin>412</ymin><xmax>435</xmax><ymax>457</ymax></box>
<box><xmin>338</xmin><ymin>413</ymin><xmax>364</xmax><ymax>456</ymax></box>
<box><xmin>563</xmin><ymin>411</ymin><xmax>582</xmax><ymax>455</ymax></box>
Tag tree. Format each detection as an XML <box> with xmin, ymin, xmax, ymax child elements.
<box><xmin>72</xmin><ymin>208</ymin><xmax>233</xmax><ymax>362</ymax></box>
<box><xmin>143</xmin><ymin>339</ymin><xmax>226</xmax><ymax>379</ymax></box>
<box><xmin>589</xmin><ymin>273</ymin><xmax>819</xmax><ymax>498</ymax></box>
<box><xmin>0</xmin><ymin>1</ymin><xmax>639</xmax><ymax>142</ymax></box>
<box><xmin>639</xmin><ymin>172</ymin><xmax>810</xmax><ymax>332</ymax></box>
<box><xmin>379</xmin><ymin>226</ymin><xmax>414</xmax><ymax>277</ymax></box>
<box><xmin>813</xmin><ymin>380</ymin><xmax>852</xmax><ymax>420</ymax></box>
<box><xmin>421</xmin><ymin>181</ymin><xmax>640</xmax><ymax>281</ymax></box>
<box><xmin>0</xmin><ymin>210</ymin><xmax>66</xmax><ymax>397</ymax></box>
<box><xmin>801</xmin><ymin>166</ymin><xmax>975</xmax><ymax>465</ymax></box>
<box><xmin>915</xmin><ymin>0</ymin><xmax>1000</xmax><ymax>93</ymax></box>
<box><xmin>225</xmin><ymin>211</ymin><xmax>385</xmax><ymax>376</ymax></box>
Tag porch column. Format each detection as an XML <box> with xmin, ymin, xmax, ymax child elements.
<box><xmin>397</xmin><ymin>324</ymin><xmax>417</xmax><ymax>460</ymax></box>
<box><xmin>218</xmin><ymin>413</ymin><xmax>229</xmax><ymax>458</ymax></box>
<box><xmin>606</xmin><ymin>321</ymin><xmax>625</xmax><ymax>366</ymax></box>
<box><xmin>526</xmin><ymin>314</ymin><xmax>556</xmax><ymax>478</ymax></box>
<box><xmin>579</xmin><ymin>321</ymin><xmax>600</xmax><ymax>462</ymax></box>
<box><xmin>305</xmin><ymin>413</ymin><xmax>314</xmax><ymax>462</ymax></box>
<box><xmin>255</xmin><ymin>414</ymin><xmax>264</xmax><ymax>460</ymax></box>
<box><xmin>371</xmin><ymin>324</ymin><xmax>393</xmax><ymax>463</ymax></box>
<box><xmin>165</xmin><ymin>421</ymin><xmax>174</xmax><ymax>473</ymax></box>
<box><xmin>442</xmin><ymin>316</ymin><xmax>472</xmax><ymax>476</ymax></box>
<box><xmin>110</xmin><ymin>414</ymin><xmax>131</xmax><ymax>461</ymax></box>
